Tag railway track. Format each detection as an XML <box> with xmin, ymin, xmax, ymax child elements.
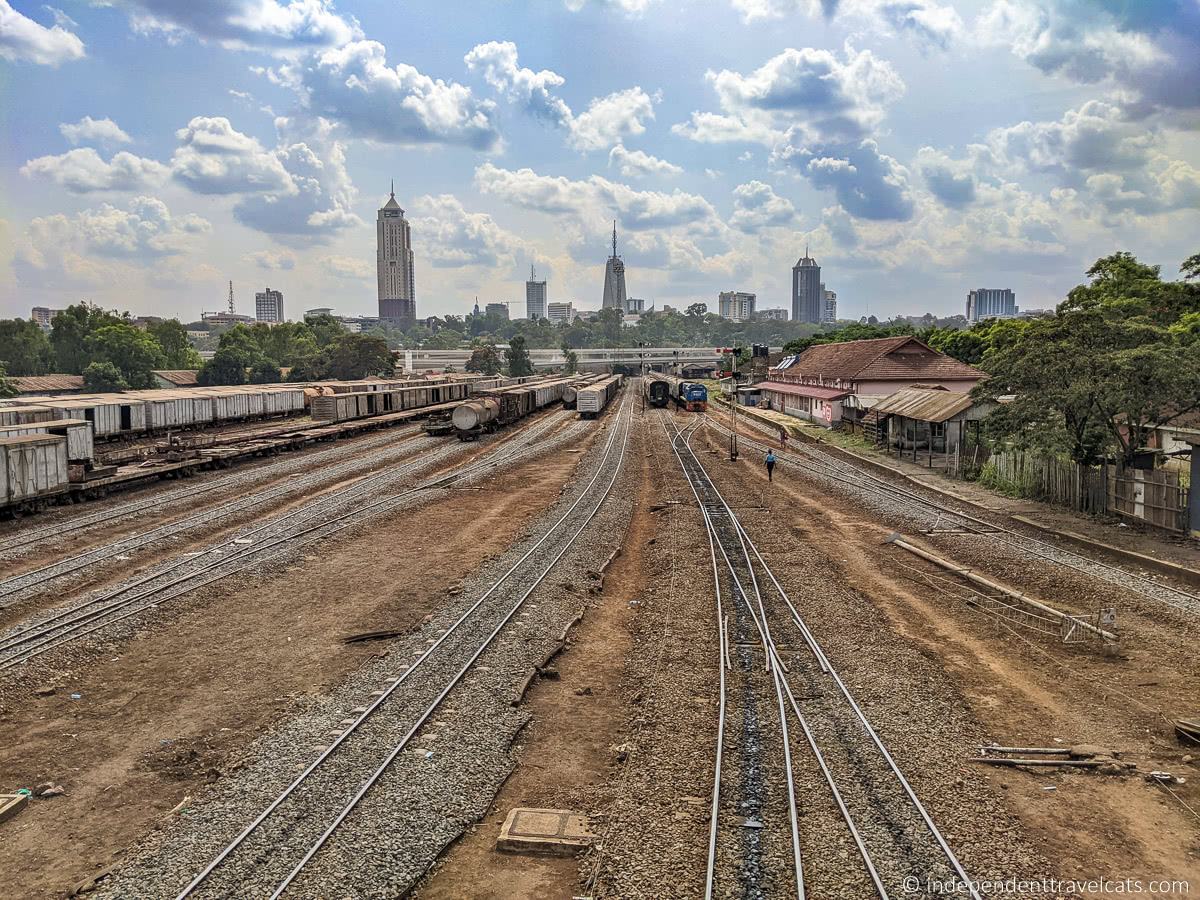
<box><xmin>0</xmin><ymin>427</ymin><xmax>434</xmax><ymax>606</ymax></box>
<box><xmin>163</xmin><ymin>390</ymin><xmax>633</xmax><ymax>899</ymax></box>
<box><xmin>0</xmin><ymin>409</ymin><xmax>577</xmax><ymax>673</ymax></box>
<box><xmin>0</xmin><ymin>425</ymin><xmax>424</xmax><ymax>559</ymax></box>
<box><xmin>666</xmin><ymin>412</ymin><xmax>981</xmax><ymax>900</ymax></box>
<box><xmin>705</xmin><ymin>411</ymin><xmax>1200</xmax><ymax>616</ymax></box>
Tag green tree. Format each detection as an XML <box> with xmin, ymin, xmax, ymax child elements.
<box><xmin>562</xmin><ymin>342</ymin><xmax>579</xmax><ymax>374</ymax></box>
<box><xmin>0</xmin><ymin>363</ymin><xmax>17</xmax><ymax>398</ymax></box>
<box><xmin>50</xmin><ymin>303</ymin><xmax>123</xmax><ymax>373</ymax></box>
<box><xmin>249</xmin><ymin>359</ymin><xmax>283</xmax><ymax>384</ymax></box>
<box><xmin>83</xmin><ymin>360</ymin><xmax>130</xmax><ymax>392</ymax></box>
<box><xmin>505</xmin><ymin>335</ymin><xmax>534</xmax><ymax>377</ymax></box>
<box><xmin>465</xmin><ymin>343</ymin><xmax>502</xmax><ymax>375</ymax></box>
<box><xmin>197</xmin><ymin>347</ymin><xmax>253</xmax><ymax>386</ymax></box>
<box><xmin>303</xmin><ymin>313</ymin><xmax>349</xmax><ymax>348</ymax></box>
<box><xmin>147</xmin><ymin>319</ymin><xmax>202</xmax><ymax>369</ymax></box>
<box><xmin>686</xmin><ymin>302</ymin><xmax>707</xmax><ymax>318</ymax></box>
<box><xmin>0</xmin><ymin>318</ymin><xmax>55</xmax><ymax>375</ymax></box>
<box><xmin>87</xmin><ymin>323</ymin><xmax>165</xmax><ymax>389</ymax></box>
<box><xmin>324</xmin><ymin>334</ymin><xmax>394</xmax><ymax>380</ymax></box>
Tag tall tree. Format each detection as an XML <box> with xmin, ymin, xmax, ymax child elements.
<box><xmin>465</xmin><ymin>344</ymin><xmax>502</xmax><ymax>375</ymax></box>
<box><xmin>505</xmin><ymin>335</ymin><xmax>534</xmax><ymax>377</ymax></box>
<box><xmin>0</xmin><ymin>318</ymin><xmax>54</xmax><ymax>375</ymax></box>
<box><xmin>197</xmin><ymin>347</ymin><xmax>252</xmax><ymax>386</ymax></box>
<box><xmin>50</xmin><ymin>303</ymin><xmax>123</xmax><ymax>373</ymax></box>
<box><xmin>147</xmin><ymin>319</ymin><xmax>202</xmax><ymax>369</ymax></box>
<box><xmin>87</xmin><ymin>323</ymin><xmax>165</xmax><ymax>389</ymax></box>
<box><xmin>83</xmin><ymin>360</ymin><xmax>130</xmax><ymax>392</ymax></box>
<box><xmin>0</xmin><ymin>363</ymin><xmax>16</xmax><ymax>398</ymax></box>
<box><xmin>562</xmin><ymin>341</ymin><xmax>579</xmax><ymax>375</ymax></box>
<box><xmin>324</xmin><ymin>334</ymin><xmax>394</xmax><ymax>380</ymax></box>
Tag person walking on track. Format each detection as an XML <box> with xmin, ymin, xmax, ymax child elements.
<box><xmin>765</xmin><ymin>449</ymin><xmax>777</xmax><ymax>482</ymax></box>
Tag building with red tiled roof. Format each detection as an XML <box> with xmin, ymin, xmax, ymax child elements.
<box><xmin>763</xmin><ymin>336</ymin><xmax>986</xmax><ymax>426</ymax></box>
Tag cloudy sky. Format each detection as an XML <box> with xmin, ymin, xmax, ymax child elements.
<box><xmin>1</xmin><ymin>0</ymin><xmax>1198</xmax><ymax>323</ymax></box>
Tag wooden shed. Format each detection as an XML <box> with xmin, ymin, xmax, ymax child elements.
<box><xmin>872</xmin><ymin>386</ymin><xmax>994</xmax><ymax>468</ymax></box>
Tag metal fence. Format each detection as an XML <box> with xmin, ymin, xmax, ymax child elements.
<box><xmin>976</xmin><ymin>449</ymin><xmax>1189</xmax><ymax>534</ymax></box>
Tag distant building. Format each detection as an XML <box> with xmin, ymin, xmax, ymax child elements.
<box><xmin>822</xmin><ymin>289</ymin><xmax>837</xmax><ymax>325</ymax></box>
<box><xmin>305</xmin><ymin>307</ymin><xmax>335</xmax><ymax>318</ymax></box>
<box><xmin>378</xmin><ymin>183</ymin><xmax>416</xmax><ymax>324</ymax></box>
<box><xmin>526</xmin><ymin>266</ymin><xmax>547</xmax><ymax>320</ymax></box>
<box><xmin>791</xmin><ymin>246</ymin><xmax>822</xmax><ymax>324</ymax></box>
<box><xmin>601</xmin><ymin>221</ymin><xmax>627</xmax><ymax>310</ymax></box>
<box><xmin>201</xmin><ymin>311</ymin><xmax>255</xmax><ymax>326</ymax></box>
<box><xmin>625</xmin><ymin>297</ymin><xmax>647</xmax><ymax>314</ymax></box>
<box><xmin>255</xmin><ymin>287</ymin><xmax>285</xmax><ymax>323</ymax></box>
<box><xmin>485</xmin><ymin>302</ymin><xmax>510</xmax><ymax>320</ymax></box>
<box><xmin>966</xmin><ymin>288</ymin><xmax>1017</xmax><ymax>322</ymax></box>
<box><xmin>31</xmin><ymin>307</ymin><xmax>62</xmax><ymax>330</ymax></box>
<box><xmin>718</xmin><ymin>291</ymin><xmax>756</xmax><ymax>322</ymax></box>
<box><xmin>758</xmin><ymin>308</ymin><xmax>788</xmax><ymax>321</ymax></box>
<box><xmin>547</xmin><ymin>301</ymin><xmax>574</xmax><ymax>325</ymax></box>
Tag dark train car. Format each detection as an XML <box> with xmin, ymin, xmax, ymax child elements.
<box><xmin>645</xmin><ymin>377</ymin><xmax>670</xmax><ymax>408</ymax></box>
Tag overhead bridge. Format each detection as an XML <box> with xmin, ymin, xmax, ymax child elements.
<box><xmin>401</xmin><ymin>347</ymin><xmax>779</xmax><ymax>374</ymax></box>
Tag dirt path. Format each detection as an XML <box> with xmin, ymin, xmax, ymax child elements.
<box><xmin>0</xmin><ymin>424</ymin><xmax>598</xmax><ymax>899</ymax></box>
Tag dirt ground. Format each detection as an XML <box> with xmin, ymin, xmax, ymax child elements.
<box><xmin>0</xmin><ymin>419</ymin><xmax>597</xmax><ymax>899</ymax></box>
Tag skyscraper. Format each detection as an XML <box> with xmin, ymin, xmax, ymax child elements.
<box><xmin>601</xmin><ymin>220</ymin><xmax>627</xmax><ymax>310</ymax></box>
<box><xmin>526</xmin><ymin>265</ymin><xmax>547</xmax><ymax>320</ymax></box>
<box><xmin>792</xmin><ymin>245</ymin><xmax>822</xmax><ymax>323</ymax></box>
<box><xmin>822</xmin><ymin>289</ymin><xmax>837</xmax><ymax>325</ymax></box>
<box><xmin>718</xmin><ymin>291</ymin><xmax>756</xmax><ymax>322</ymax></box>
<box><xmin>966</xmin><ymin>288</ymin><xmax>1017</xmax><ymax>322</ymax></box>
<box><xmin>377</xmin><ymin>182</ymin><xmax>416</xmax><ymax>323</ymax></box>
<box><xmin>255</xmin><ymin>287</ymin><xmax>285</xmax><ymax>323</ymax></box>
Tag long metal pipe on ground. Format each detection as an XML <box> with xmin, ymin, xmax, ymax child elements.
<box><xmin>885</xmin><ymin>533</ymin><xmax>1119</xmax><ymax>643</ymax></box>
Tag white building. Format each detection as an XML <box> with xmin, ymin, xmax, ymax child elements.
<box><xmin>758</xmin><ymin>308</ymin><xmax>788</xmax><ymax>321</ymax></box>
<box><xmin>718</xmin><ymin>291</ymin><xmax>756</xmax><ymax>322</ymax></box>
<box><xmin>966</xmin><ymin>288</ymin><xmax>1017</xmax><ymax>322</ymax></box>
<box><xmin>822</xmin><ymin>289</ymin><xmax>837</xmax><ymax>325</ymax></box>
<box><xmin>526</xmin><ymin>266</ymin><xmax>547</xmax><ymax>320</ymax></box>
<box><xmin>255</xmin><ymin>287</ymin><xmax>285</xmax><ymax>323</ymax></box>
<box><xmin>31</xmin><ymin>307</ymin><xmax>62</xmax><ymax>330</ymax></box>
<box><xmin>377</xmin><ymin>184</ymin><xmax>415</xmax><ymax>323</ymax></box>
<box><xmin>547</xmin><ymin>301</ymin><xmax>574</xmax><ymax>325</ymax></box>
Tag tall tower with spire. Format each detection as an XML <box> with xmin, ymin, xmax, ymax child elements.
<box><xmin>526</xmin><ymin>264</ymin><xmax>547</xmax><ymax>320</ymax></box>
<box><xmin>601</xmin><ymin>219</ymin><xmax>627</xmax><ymax>310</ymax></box>
<box><xmin>791</xmin><ymin>242</ymin><xmax>822</xmax><ymax>324</ymax></box>
<box><xmin>377</xmin><ymin>181</ymin><xmax>416</xmax><ymax>324</ymax></box>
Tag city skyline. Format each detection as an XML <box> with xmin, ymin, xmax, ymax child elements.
<box><xmin>2</xmin><ymin>1</ymin><xmax>1198</xmax><ymax>323</ymax></box>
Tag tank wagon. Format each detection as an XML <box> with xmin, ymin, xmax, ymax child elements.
<box><xmin>453</xmin><ymin>377</ymin><xmax>574</xmax><ymax>441</ymax></box>
<box><xmin>576</xmin><ymin>375</ymin><xmax>624</xmax><ymax>419</ymax></box>
<box><xmin>650</xmin><ymin>373</ymin><xmax>708</xmax><ymax>411</ymax></box>
<box><xmin>644</xmin><ymin>376</ymin><xmax>671</xmax><ymax>408</ymax></box>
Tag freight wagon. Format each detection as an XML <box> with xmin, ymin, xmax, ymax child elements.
<box><xmin>562</xmin><ymin>375</ymin><xmax>604</xmax><ymax>409</ymax></box>
<box><xmin>644</xmin><ymin>377</ymin><xmax>671</xmax><ymax>408</ymax></box>
<box><xmin>0</xmin><ymin>433</ymin><xmax>70</xmax><ymax>512</ymax></box>
<box><xmin>453</xmin><ymin>377</ymin><xmax>574</xmax><ymax>440</ymax></box>
<box><xmin>310</xmin><ymin>381</ymin><xmax>475</xmax><ymax>424</ymax></box>
<box><xmin>0</xmin><ymin>419</ymin><xmax>94</xmax><ymax>463</ymax></box>
<box><xmin>577</xmin><ymin>375</ymin><xmax>623</xmax><ymax>419</ymax></box>
<box><xmin>650</xmin><ymin>373</ymin><xmax>708</xmax><ymax>412</ymax></box>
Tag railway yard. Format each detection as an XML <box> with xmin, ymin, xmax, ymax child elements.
<box><xmin>0</xmin><ymin>377</ymin><xmax>1197</xmax><ymax>899</ymax></box>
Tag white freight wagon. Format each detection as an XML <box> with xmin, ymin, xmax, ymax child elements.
<box><xmin>0</xmin><ymin>419</ymin><xmax>94</xmax><ymax>462</ymax></box>
<box><xmin>0</xmin><ymin>434</ymin><xmax>70</xmax><ymax>506</ymax></box>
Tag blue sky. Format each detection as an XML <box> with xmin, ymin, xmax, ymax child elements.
<box><xmin>1</xmin><ymin>0</ymin><xmax>1198</xmax><ymax>323</ymax></box>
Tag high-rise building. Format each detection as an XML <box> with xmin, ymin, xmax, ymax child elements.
<box><xmin>966</xmin><ymin>288</ymin><xmax>1017</xmax><ymax>322</ymax></box>
<box><xmin>822</xmin><ymin>289</ymin><xmax>837</xmax><ymax>325</ymax></box>
<box><xmin>31</xmin><ymin>307</ymin><xmax>63</xmax><ymax>330</ymax></box>
<box><xmin>547</xmin><ymin>301</ymin><xmax>574</xmax><ymax>324</ymax></box>
<box><xmin>485</xmin><ymin>302</ymin><xmax>510</xmax><ymax>320</ymax></box>
<box><xmin>718</xmin><ymin>291</ymin><xmax>756</xmax><ymax>322</ymax></box>
<box><xmin>526</xmin><ymin>265</ymin><xmax>547</xmax><ymax>320</ymax></box>
<box><xmin>377</xmin><ymin>183</ymin><xmax>416</xmax><ymax>324</ymax></box>
<box><xmin>625</xmin><ymin>297</ymin><xmax>646</xmax><ymax>314</ymax></box>
<box><xmin>792</xmin><ymin>246</ymin><xmax>822</xmax><ymax>323</ymax></box>
<box><xmin>601</xmin><ymin>220</ymin><xmax>627</xmax><ymax>310</ymax></box>
<box><xmin>255</xmin><ymin>287</ymin><xmax>285</xmax><ymax>323</ymax></box>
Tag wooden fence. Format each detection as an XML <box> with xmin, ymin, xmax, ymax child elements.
<box><xmin>976</xmin><ymin>450</ymin><xmax>1190</xmax><ymax>533</ymax></box>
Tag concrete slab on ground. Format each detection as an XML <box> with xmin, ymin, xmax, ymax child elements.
<box><xmin>0</xmin><ymin>793</ymin><xmax>28</xmax><ymax>824</ymax></box>
<box><xmin>496</xmin><ymin>807</ymin><xmax>595</xmax><ymax>855</ymax></box>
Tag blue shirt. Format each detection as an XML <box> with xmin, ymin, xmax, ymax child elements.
<box><xmin>765</xmin><ymin>452</ymin><xmax>776</xmax><ymax>464</ymax></box>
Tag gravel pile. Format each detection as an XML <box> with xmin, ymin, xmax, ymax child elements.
<box><xmin>0</xmin><ymin>409</ymin><xmax>581</xmax><ymax>686</ymax></box>
<box><xmin>94</xmin><ymin>396</ymin><xmax>637</xmax><ymax>899</ymax></box>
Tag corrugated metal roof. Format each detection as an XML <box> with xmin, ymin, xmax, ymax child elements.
<box><xmin>12</xmin><ymin>375</ymin><xmax>85</xmax><ymax>393</ymax></box>
<box><xmin>779</xmin><ymin>337</ymin><xmax>984</xmax><ymax>382</ymax></box>
<box><xmin>152</xmin><ymin>369</ymin><xmax>199</xmax><ymax>386</ymax></box>
<box><xmin>871</xmin><ymin>387</ymin><xmax>977</xmax><ymax>423</ymax></box>
<box><xmin>757</xmin><ymin>381</ymin><xmax>851</xmax><ymax>401</ymax></box>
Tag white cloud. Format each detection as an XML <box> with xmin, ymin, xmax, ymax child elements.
<box><xmin>272</xmin><ymin>40</ymin><xmax>501</xmax><ymax>150</ymax></box>
<box><xmin>410</xmin><ymin>194</ymin><xmax>524</xmax><ymax>269</ymax></box>
<box><xmin>21</xmin><ymin>148</ymin><xmax>169</xmax><ymax>193</ymax></box>
<box><xmin>568</xmin><ymin>87</ymin><xmax>657</xmax><ymax>151</ymax></box>
<box><xmin>475</xmin><ymin>163</ymin><xmax>718</xmax><ymax>230</ymax></box>
<box><xmin>563</xmin><ymin>0</ymin><xmax>659</xmax><ymax>15</ymax></box>
<box><xmin>60</xmin><ymin>116</ymin><xmax>132</xmax><ymax>147</ymax></box>
<box><xmin>115</xmin><ymin>0</ymin><xmax>361</xmax><ymax>52</ymax></box>
<box><xmin>244</xmin><ymin>249</ymin><xmax>296</xmax><ymax>270</ymax></box>
<box><xmin>320</xmin><ymin>254</ymin><xmax>372</xmax><ymax>280</ymax></box>
<box><xmin>170</xmin><ymin>116</ymin><xmax>295</xmax><ymax>194</ymax></box>
<box><xmin>464</xmin><ymin>40</ymin><xmax>571</xmax><ymax>127</ymax></box>
<box><xmin>608</xmin><ymin>145</ymin><xmax>682</xmax><ymax>178</ymax></box>
<box><xmin>730</xmin><ymin>180</ymin><xmax>797</xmax><ymax>231</ymax></box>
<box><xmin>730</xmin><ymin>0</ymin><xmax>962</xmax><ymax>50</ymax></box>
<box><xmin>0</xmin><ymin>0</ymin><xmax>84</xmax><ymax>64</ymax></box>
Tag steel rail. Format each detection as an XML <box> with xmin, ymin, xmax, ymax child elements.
<box><xmin>686</xmin><ymin>414</ymin><xmax>984</xmax><ymax>900</ymax></box>
<box><xmin>175</xmin><ymin>392</ymin><xmax>632</xmax><ymax>900</ymax></box>
<box><xmin>704</xmin><ymin>412</ymin><xmax>1200</xmax><ymax>612</ymax></box>
<box><xmin>0</xmin><ymin>411</ymin><xmax>572</xmax><ymax>671</ymax></box>
<box><xmin>0</xmin><ymin>426</ymin><xmax>424</xmax><ymax>557</ymax></box>
<box><xmin>663</xmin><ymin>413</ymin><xmax>805</xmax><ymax>900</ymax></box>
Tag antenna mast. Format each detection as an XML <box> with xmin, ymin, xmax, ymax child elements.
<box><xmin>612</xmin><ymin>219</ymin><xmax>618</xmax><ymax>259</ymax></box>
<box><xmin>228</xmin><ymin>280</ymin><xmax>234</xmax><ymax>315</ymax></box>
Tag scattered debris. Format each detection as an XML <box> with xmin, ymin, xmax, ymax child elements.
<box><xmin>341</xmin><ymin>630</ymin><xmax>405</xmax><ymax>645</ymax></box>
<box><xmin>34</xmin><ymin>686</ymin><xmax>56</xmax><ymax>697</ymax></box>
<box><xmin>1175</xmin><ymin>717</ymin><xmax>1200</xmax><ymax>745</ymax></box>
<box><xmin>38</xmin><ymin>783</ymin><xmax>66</xmax><ymax>798</ymax></box>
<box><xmin>497</xmin><ymin>808</ymin><xmax>595</xmax><ymax>855</ymax></box>
<box><xmin>574</xmin><ymin>686</ymin><xmax>593</xmax><ymax>696</ymax></box>
<box><xmin>0</xmin><ymin>793</ymin><xmax>28</xmax><ymax>824</ymax></box>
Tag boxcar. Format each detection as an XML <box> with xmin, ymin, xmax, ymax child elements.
<box><xmin>0</xmin><ymin>433</ymin><xmax>70</xmax><ymax>508</ymax></box>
